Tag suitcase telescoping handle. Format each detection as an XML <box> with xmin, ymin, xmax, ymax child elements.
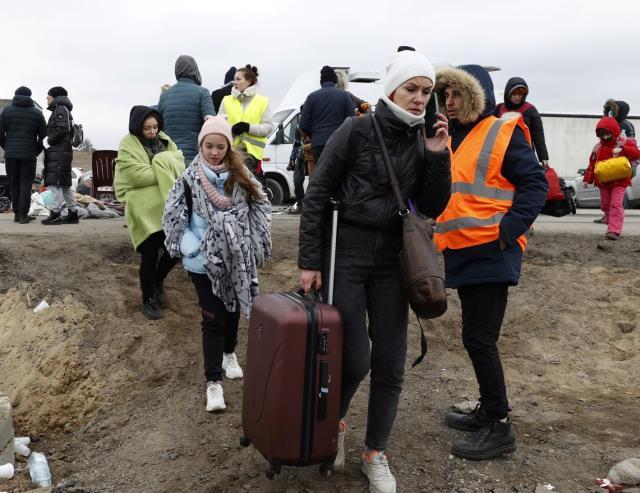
<box><xmin>328</xmin><ymin>199</ymin><xmax>339</xmax><ymax>305</ymax></box>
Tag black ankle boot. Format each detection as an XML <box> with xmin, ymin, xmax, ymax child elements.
<box><xmin>141</xmin><ymin>299</ymin><xmax>163</xmax><ymax>320</ymax></box>
<box><xmin>41</xmin><ymin>211</ymin><xmax>62</xmax><ymax>225</ymax></box>
<box><xmin>451</xmin><ymin>418</ymin><xmax>516</xmax><ymax>460</ymax></box>
<box><xmin>446</xmin><ymin>404</ymin><xmax>491</xmax><ymax>432</ymax></box>
<box><xmin>61</xmin><ymin>209</ymin><xmax>79</xmax><ymax>224</ymax></box>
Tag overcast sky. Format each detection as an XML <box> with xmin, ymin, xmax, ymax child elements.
<box><xmin>2</xmin><ymin>0</ymin><xmax>638</xmax><ymax>149</ymax></box>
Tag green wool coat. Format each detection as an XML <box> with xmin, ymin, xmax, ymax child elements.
<box><xmin>114</xmin><ymin>131</ymin><xmax>185</xmax><ymax>250</ymax></box>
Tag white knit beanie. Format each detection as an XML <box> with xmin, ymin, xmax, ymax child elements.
<box><xmin>384</xmin><ymin>50</ymin><xmax>436</xmax><ymax>96</ymax></box>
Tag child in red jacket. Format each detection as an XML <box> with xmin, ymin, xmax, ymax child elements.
<box><xmin>583</xmin><ymin>116</ymin><xmax>640</xmax><ymax>240</ymax></box>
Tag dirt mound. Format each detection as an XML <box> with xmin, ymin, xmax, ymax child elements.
<box><xmin>0</xmin><ymin>290</ymin><xmax>98</xmax><ymax>432</ymax></box>
<box><xmin>0</xmin><ymin>222</ymin><xmax>639</xmax><ymax>492</ymax></box>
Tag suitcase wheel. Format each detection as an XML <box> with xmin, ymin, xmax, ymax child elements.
<box><xmin>239</xmin><ymin>435</ymin><xmax>251</xmax><ymax>448</ymax></box>
<box><xmin>319</xmin><ymin>460</ymin><xmax>334</xmax><ymax>477</ymax></box>
<box><xmin>266</xmin><ymin>462</ymin><xmax>281</xmax><ymax>480</ymax></box>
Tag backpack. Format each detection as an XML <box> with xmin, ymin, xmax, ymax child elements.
<box><xmin>540</xmin><ymin>177</ymin><xmax>576</xmax><ymax>217</ymax></box>
<box><xmin>63</xmin><ymin>106</ymin><xmax>84</xmax><ymax>148</ymax></box>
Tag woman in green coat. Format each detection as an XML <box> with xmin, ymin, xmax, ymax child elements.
<box><xmin>114</xmin><ymin>105</ymin><xmax>185</xmax><ymax>320</ymax></box>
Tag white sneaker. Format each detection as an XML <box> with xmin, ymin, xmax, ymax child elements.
<box><xmin>206</xmin><ymin>381</ymin><xmax>226</xmax><ymax>412</ymax></box>
<box><xmin>334</xmin><ymin>420</ymin><xmax>346</xmax><ymax>471</ymax></box>
<box><xmin>361</xmin><ymin>450</ymin><xmax>396</xmax><ymax>493</ymax></box>
<box><xmin>222</xmin><ymin>352</ymin><xmax>243</xmax><ymax>379</ymax></box>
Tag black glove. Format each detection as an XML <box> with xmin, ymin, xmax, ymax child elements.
<box><xmin>232</xmin><ymin>122</ymin><xmax>250</xmax><ymax>136</ymax></box>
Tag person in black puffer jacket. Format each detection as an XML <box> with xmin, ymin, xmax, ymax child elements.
<box><xmin>0</xmin><ymin>86</ymin><xmax>46</xmax><ymax>223</ymax></box>
<box><xmin>603</xmin><ymin>99</ymin><xmax>636</xmax><ymax>138</ymax></box>
<box><xmin>299</xmin><ymin>47</ymin><xmax>451</xmax><ymax>493</ymax></box>
<box><xmin>42</xmin><ymin>86</ymin><xmax>78</xmax><ymax>225</ymax></box>
<box><xmin>494</xmin><ymin>77</ymin><xmax>549</xmax><ymax>165</ymax></box>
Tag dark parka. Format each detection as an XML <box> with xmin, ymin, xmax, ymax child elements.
<box><xmin>44</xmin><ymin>96</ymin><xmax>74</xmax><ymax>187</ymax></box>
<box><xmin>494</xmin><ymin>77</ymin><xmax>549</xmax><ymax>161</ymax></box>
<box><xmin>0</xmin><ymin>96</ymin><xmax>47</xmax><ymax>160</ymax></box>
<box><xmin>603</xmin><ymin>99</ymin><xmax>635</xmax><ymax>138</ymax></box>
<box><xmin>298</xmin><ymin>99</ymin><xmax>452</xmax><ymax>270</ymax></box>
<box><xmin>298</xmin><ymin>82</ymin><xmax>356</xmax><ymax>148</ymax></box>
<box><xmin>157</xmin><ymin>56</ymin><xmax>215</xmax><ymax>163</ymax></box>
<box><xmin>434</xmin><ymin>65</ymin><xmax>548</xmax><ymax>289</ymax></box>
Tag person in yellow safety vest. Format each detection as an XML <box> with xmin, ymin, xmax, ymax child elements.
<box><xmin>218</xmin><ymin>64</ymin><xmax>274</xmax><ymax>191</ymax></box>
<box><xmin>433</xmin><ymin>65</ymin><xmax>548</xmax><ymax>461</ymax></box>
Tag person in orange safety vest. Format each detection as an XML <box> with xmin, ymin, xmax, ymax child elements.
<box><xmin>433</xmin><ymin>65</ymin><xmax>548</xmax><ymax>461</ymax></box>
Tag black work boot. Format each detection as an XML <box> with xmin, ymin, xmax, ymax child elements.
<box><xmin>41</xmin><ymin>211</ymin><xmax>62</xmax><ymax>225</ymax></box>
<box><xmin>141</xmin><ymin>298</ymin><xmax>163</xmax><ymax>320</ymax></box>
<box><xmin>19</xmin><ymin>215</ymin><xmax>30</xmax><ymax>224</ymax></box>
<box><xmin>61</xmin><ymin>209</ymin><xmax>79</xmax><ymax>224</ymax></box>
<box><xmin>451</xmin><ymin>418</ymin><xmax>516</xmax><ymax>460</ymax></box>
<box><xmin>446</xmin><ymin>404</ymin><xmax>491</xmax><ymax>432</ymax></box>
<box><xmin>154</xmin><ymin>283</ymin><xmax>167</xmax><ymax>309</ymax></box>
<box><xmin>14</xmin><ymin>213</ymin><xmax>20</xmax><ymax>223</ymax></box>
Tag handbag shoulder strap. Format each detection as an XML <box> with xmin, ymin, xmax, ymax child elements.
<box><xmin>370</xmin><ymin>113</ymin><xmax>407</xmax><ymax>212</ymax></box>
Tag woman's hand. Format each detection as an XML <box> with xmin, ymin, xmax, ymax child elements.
<box><xmin>423</xmin><ymin>113</ymin><xmax>449</xmax><ymax>152</ymax></box>
<box><xmin>300</xmin><ymin>270</ymin><xmax>322</xmax><ymax>293</ymax></box>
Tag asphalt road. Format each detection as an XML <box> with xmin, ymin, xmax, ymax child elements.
<box><xmin>1</xmin><ymin>208</ymin><xmax>639</xmax><ymax>236</ymax></box>
<box><xmin>533</xmin><ymin>208</ymin><xmax>640</xmax><ymax>235</ymax></box>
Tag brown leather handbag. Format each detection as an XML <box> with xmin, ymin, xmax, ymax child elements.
<box><xmin>370</xmin><ymin>114</ymin><xmax>448</xmax><ymax>320</ymax></box>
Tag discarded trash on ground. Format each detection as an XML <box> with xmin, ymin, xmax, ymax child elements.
<box><xmin>33</xmin><ymin>300</ymin><xmax>49</xmax><ymax>313</ymax></box>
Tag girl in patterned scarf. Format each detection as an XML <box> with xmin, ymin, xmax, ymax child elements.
<box><xmin>162</xmin><ymin>115</ymin><xmax>271</xmax><ymax>412</ymax></box>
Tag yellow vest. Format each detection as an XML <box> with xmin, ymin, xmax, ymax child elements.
<box><xmin>222</xmin><ymin>94</ymin><xmax>269</xmax><ymax>160</ymax></box>
<box><xmin>434</xmin><ymin>116</ymin><xmax>531</xmax><ymax>253</ymax></box>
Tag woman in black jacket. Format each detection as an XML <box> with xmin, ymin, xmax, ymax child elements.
<box><xmin>298</xmin><ymin>47</ymin><xmax>451</xmax><ymax>493</ymax></box>
<box><xmin>41</xmin><ymin>86</ymin><xmax>78</xmax><ymax>225</ymax></box>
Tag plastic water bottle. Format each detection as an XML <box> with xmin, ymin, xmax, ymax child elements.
<box><xmin>27</xmin><ymin>452</ymin><xmax>51</xmax><ymax>487</ymax></box>
<box><xmin>619</xmin><ymin>129</ymin><xmax>627</xmax><ymax>145</ymax></box>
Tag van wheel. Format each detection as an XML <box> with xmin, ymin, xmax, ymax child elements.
<box><xmin>266</xmin><ymin>178</ymin><xmax>284</xmax><ymax>205</ymax></box>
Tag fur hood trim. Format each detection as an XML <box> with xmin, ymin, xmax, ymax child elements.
<box><xmin>603</xmin><ymin>99</ymin><xmax>619</xmax><ymax>118</ymax></box>
<box><xmin>434</xmin><ymin>66</ymin><xmax>485</xmax><ymax>125</ymax></box>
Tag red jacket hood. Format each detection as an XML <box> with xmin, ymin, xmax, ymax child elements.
<box><xmin>596</xmin><ymin>116</ymin><xmax>621</xmax><ymax>140</ymax></box>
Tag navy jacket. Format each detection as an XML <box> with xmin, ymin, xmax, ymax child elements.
<box><xmin>0</xmin><ymin>95</ymin><xmax>47</xmax><ymax>160</ymax></box>
<box><xmin>157</xmin><ymin>77</ymin><xmax>215</xmax><ymax>163</ymax></box>
<box><xmin>298</xmin><ymin>82</ymin><xmax>355</xmax><ymax>148</ymax></box>
<box><xmin>444</xmin><ymin>65</ymin><xmax>548</xmax><ymax>289</ymax></box>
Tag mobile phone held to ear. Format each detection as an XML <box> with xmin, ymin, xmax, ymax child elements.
<box><xmin>423</xmin><ymin>97</ymin><xmax>439</xmax><ymax>138</ymax></box>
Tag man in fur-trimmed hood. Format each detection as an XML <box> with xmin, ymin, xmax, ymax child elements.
<box><xmin>603</xmin><ymin>98</ymin><xmax>635</xmax><ymax>138</ymax></box>
<box><xmin>433</xmin><ymin>64</ymin><xmax>548</xmax><ymax>461</ymax></box>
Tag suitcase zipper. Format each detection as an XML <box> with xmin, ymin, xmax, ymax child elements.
<box><xmin>280</xmin><ymin>292</ymin><xmax>319</xmax><ymax>466</ymax></box>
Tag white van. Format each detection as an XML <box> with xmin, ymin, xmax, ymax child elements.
<box><xmin>261</xmin><ymin>67</ymin><xmax>385</xmax><ymax>204</ymax></box>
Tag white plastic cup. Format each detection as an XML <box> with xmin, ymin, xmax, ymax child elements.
<box><xmin>13</xmin><ymin>439</ymin><xmax>31</xmax><ymax>457</ymax></box>
<box><xmin>33</xmin><ymin>300</ymin><xmax>49</xmax><ymax>313</ymax></box>
<box><xmin>0</xmin><ymin>462</ymin><xmax>14</xmax><ymax>479</ymax></box>
<box><xmin>14</xmin><ymin>437</ymin><xmax>30</xmax><ymax>446</ymax></box>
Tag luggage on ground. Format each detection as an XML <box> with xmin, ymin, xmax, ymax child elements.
<box><xmin>540</xmin><ymin>172</ymin><xmax>576</xmax><ymax>217</ymax></box>
<box><xmin>240</xmin><ymin>201</ymin><xmax>342</xmax><ymax>479</ymax></box>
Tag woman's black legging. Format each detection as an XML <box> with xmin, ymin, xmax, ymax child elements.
<box><xmin>136</xmin><ymin>231</ymin><xmax>178</xmax><ymax>303</ymax></box>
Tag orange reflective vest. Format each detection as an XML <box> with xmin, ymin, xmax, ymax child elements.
<box><xmin>434</xmin><ymin>116</ymin><xmax>531</xmax><ymax>252</ymax></box>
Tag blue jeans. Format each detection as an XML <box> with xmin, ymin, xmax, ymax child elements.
<box><xmin>322</xmin><ymin>222</ymin><xmax>408</xmax><ymax>451</ymax></box>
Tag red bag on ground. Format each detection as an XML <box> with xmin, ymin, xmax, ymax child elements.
<box><xmin>545</xmin><ymin>166</ymin><xmax>565</xmax><ymax>201</ymax></box>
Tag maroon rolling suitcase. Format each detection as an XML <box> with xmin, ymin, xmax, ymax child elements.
<box><xmin>240</xmin><ymin>201</ymin><xmax>342</xmax><ymax>479</ymax></box>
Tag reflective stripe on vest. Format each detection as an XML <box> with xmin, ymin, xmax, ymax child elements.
<box><xmin>222</xmin><ymin>94</ymin><xmax>269</xmax><ymax>159</ymax></box>
<box><xmin>434</xmin><ymin>116</ymin><xmax>531</xmax><ymax>252</ymax></box>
